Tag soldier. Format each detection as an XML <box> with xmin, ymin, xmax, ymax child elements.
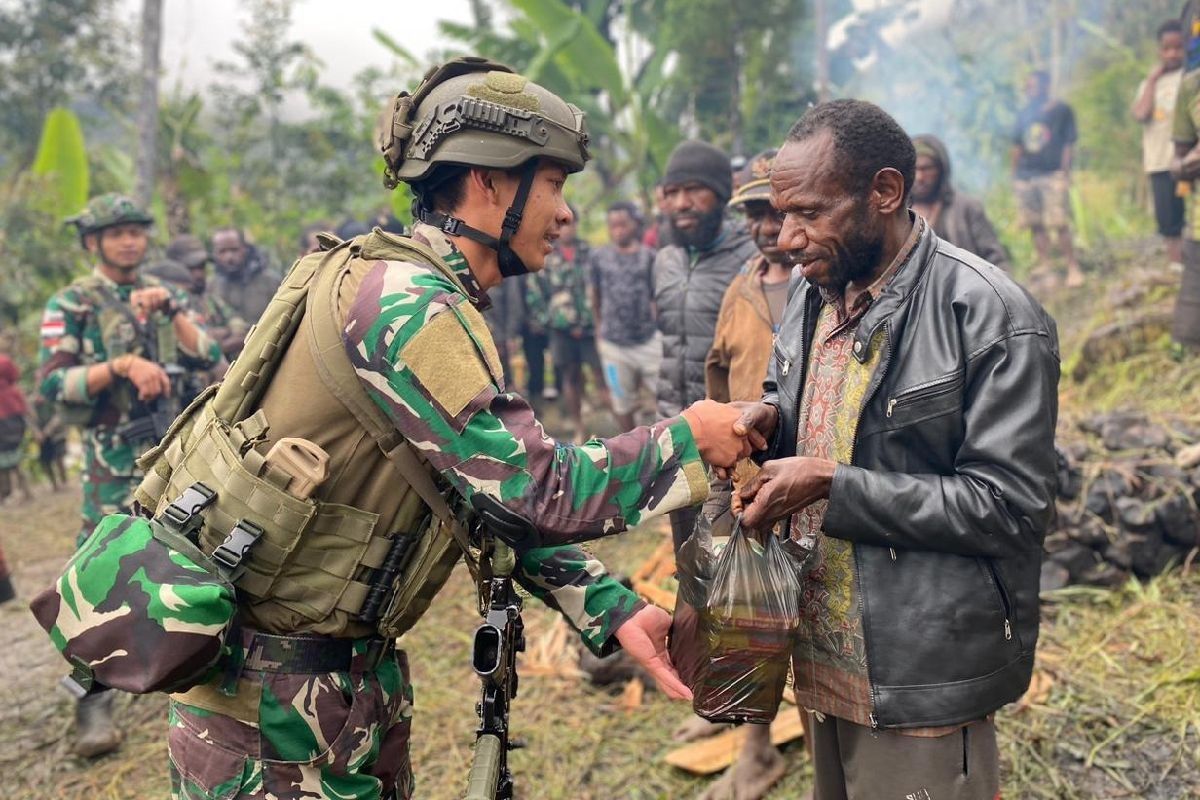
<box><xmin>145</xmin><ymin>57</ymin><xmax>749</xmax><ymax>799</ymax></box>
<box><xmin>37</xmin><ymin>193</ymin><xmax>221</xmax><ymax>757</ymax></box>
<box><xmin>525</xmin><ymin>205</ymin><xmax>608</xmax><ymax>442</ymax></box>
<box><xmin>165</xmin><ymin>233</ymin><xmax>248</xmax><ymax>360</ymax></box>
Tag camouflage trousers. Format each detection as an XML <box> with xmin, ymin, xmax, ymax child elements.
<box><xmin>78</xmin><ymin>427</ymin><xmax>140</xmax><ymax>546</ymax></box>
<box><xmin>168</xmin><ymin>639</ymin><xmax>415</xmax><ymax>800</ymax></box>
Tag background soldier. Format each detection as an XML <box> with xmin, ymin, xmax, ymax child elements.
<box><xmin>36</xmin><ymin>193</ymin><xmax>220</xmax><ymax>758</ymax></box>
<box><xmin>153</xmin><ymin>57</ymin><xmax>749</xmax><ymax>799</ymax></box>
<box><xmin>165</xmin><ymin>233</ymin><xmax>248</xmax><ymax>360</ymax></box>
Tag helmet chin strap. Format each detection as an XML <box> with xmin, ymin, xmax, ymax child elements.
<box><xmin>414</xmin><ymin>161</ymin><xmax>540</xmax><ymax>278</ymax></box>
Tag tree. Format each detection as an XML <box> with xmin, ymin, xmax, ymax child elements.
<box><xmin>0</xmin><ymin>0</ymin><xmax>133</xmax><ymax>169</ymax></box>
<box><xmin>135</xmin><ymin>0</ymin><xmax>162</xmax><ymax>207</ymax></box>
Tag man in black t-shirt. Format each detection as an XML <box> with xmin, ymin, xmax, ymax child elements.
<box><xmin>1011</xmin><ymin>70</ymin><xmax>1083</xmax><ymax>287</ymax></box>
<box><xmin>590</xmin><ymin>201</ymin><xmax>660</xmax><ymax>429</ymax></box>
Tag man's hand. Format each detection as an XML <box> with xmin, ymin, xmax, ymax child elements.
<box><xmin>614</xmin><ymin>604</ymin><xmax>692</xmax><ymax>701</ymax></box>
<box><xmin>736</xmin><ymin>456</ymin><xmax>836</xmax><ymax>529</ymax></box>
<box><xmin>681</xmin><ymin>399</ymin><xmax>752</xmax><ymax>470</ymax></box>
<box><xmin>129</xmin><ymin>286</ymin><xmax>173</xmax><ymax>316</ymax></box>
<box><xmin>119</xmin><ymin>355</ymin><xmax>171</xmax><ymax>401</ymax></box>
<box><xmin>731</xmin><ymin>401</ymin><xmax>778</xmax><ymax>452</ymax></box>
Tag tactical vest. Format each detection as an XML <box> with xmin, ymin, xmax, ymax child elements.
<box><xmin>60</xmin><ymin>274</ymin><xmax>178</xmax><ymax>427</ymax></box>
<box><xmin>133</xmin><ymin>229</ymin><xmax>479</xmax><ymax>641</ymax></box>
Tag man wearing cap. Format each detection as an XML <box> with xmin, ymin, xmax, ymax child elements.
<box><xmin>37</xmin><ymin>194</ymin><xmax>220</xmax><ymax>758</ymax></box>
<box><xmin>151</xmin><ymin>58</ymin><xmax>752</xmax><ymax>799</ymax></box>
<box><xmin>654</xmin><ymin>140</ymin><xmax>758</xmax><ymax>552</ymax></box>
<box><xmin>165</xmin><ymin>234</ymin><xmax>248</xmax><ymax>360</ymax></box>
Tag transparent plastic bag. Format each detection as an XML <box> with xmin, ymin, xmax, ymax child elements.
<box><xmin>669</xmin><ymin>488</ymin><xmax>733</xmax><ymax>689</ymax></box>
<box><xmin>690</xmin><ymin>518</ymin><xmax>803</xmax><ymax>724</ymax></box>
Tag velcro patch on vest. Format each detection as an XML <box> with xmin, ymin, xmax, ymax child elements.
<box><xmin>400</xmin><ymin>305</ymin><xmax>497</xmax><ymax>428</ymax></box>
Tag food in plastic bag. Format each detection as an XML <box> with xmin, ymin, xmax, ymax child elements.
<box><xmin>692</xmin><ymin>519</ymin><xmax>803</xmax><ymax>724</ymax></box>
<box><xmin>669</xmin><ymin>489</ymin><xmax>731</xmax><ymax>689</ymax></box>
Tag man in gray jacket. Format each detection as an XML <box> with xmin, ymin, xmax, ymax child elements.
<box><xmin>654</xmin><ymin>140</ymin><xmax>757</xmax><ymax>551</ymax></box>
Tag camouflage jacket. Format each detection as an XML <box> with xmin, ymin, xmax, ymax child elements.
<box><xmin>525</xmin><ymin>241</ymin><xmax>594</xmax><ymax>331</ymax></box>
<box><xmin>37</xmin><ymin>268</ymin><xmax>221</xmax><ymax>429</ymax></box>
<box><xmin>343</xmin><ymin>223</ymin><xmax>709</xmax><ymax>652</ymax></box>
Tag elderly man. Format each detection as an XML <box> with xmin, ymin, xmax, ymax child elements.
<box><xmin>736</xmin><ymin>100</ymin><xmax>1059</xmax><ymax>799</ymax></box>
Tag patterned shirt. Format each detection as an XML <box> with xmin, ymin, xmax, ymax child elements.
<box><xmin>526</xmin><ymin>241</ymin><xmax>594</xmax><ymax>332</ymax></box>
<box><xmin>589</xmin><ymin>243</ymin><xmax>657</xmax><ymax>345</ymax></box>
<box><xmin>791</xmin><ymin>220</ymin><xmax>958</xmax><ymax>735</ymax></box>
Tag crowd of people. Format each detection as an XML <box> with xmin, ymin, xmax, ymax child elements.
<box><xmin>0</xmin><ymin>18</ymin><xmax>1196</xmax><ymax>800</ymax></box>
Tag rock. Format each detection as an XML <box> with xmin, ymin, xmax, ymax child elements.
<box><xmin>1078</xmin><ymin>562</ymin><xmax>1128</xmax><ymax>587</ymax></box>
<box><xmin>1156</xmin><ymin>494</ymin><xmax>1200</xmax><ymax>548</ymax></box>
<box><xmin>1039</xmin><ymin>561</ymin><xmax>1070</xmax><ymax>592</ymax></box>
<box><xmin>1176</xmin><ymin>443</ymin><xmax>1200</xmax><ymax>470</ymax></box>
<box><xmin>1102</xmin><ymin>420</ymin><xmax>1171</xmax><ymax>453</ymax></box>
<box><xmin>1064</xmin><ymin>514</ymin><xmax>1110</xmax><ymax>548</ymax></box>
<box><xmin>1048</xmin><ymin>541</ymin><xmax>1100</xmax><ymax>577</ymax></box>
<box><xmin>1114</xmin><ymin>496</ymin><xmax>1158</xmax><ymax>531</ymax></box>
<box><xmin>1084</xmin><ymin>471</ymin><xmax>1133</xmax><ymax>520</ymax></box>
<box><xmin>1071</xmin><ymin>307</ymin><xmax>1172</xmax><ymax>382</ymax></box>
<box><xmin>1055</xmin><ymin>446</ymin><xmax>1083</xmax><ymax>500</ymax></box>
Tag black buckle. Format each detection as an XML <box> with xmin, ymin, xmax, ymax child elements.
<box><xmin>440</xmin><ymin>214</ymin><xmax>462</xmax><ymax>235</ymax></box>
<box><xmin>501</xmin><ymin>209</ymin><xmax>522</xmax><ymax>236</ymax></box>
<box><xmin>159</xmin><ymin>482</ymin><xmax>217</xmax><ymax>532</ymax></box>
<box><xmin>211</xmin><ymin>520</ymin><xmax>264</xmax><ymax>572</ymax></box>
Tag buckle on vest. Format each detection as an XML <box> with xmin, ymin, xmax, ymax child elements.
<box><xmin>159</xmin><ymin>482</ymin><xmax>217</xmax><ymax>534</ymax></box>
<box><xmin>212</xmin><ymin>520</ymin><xmax>264</xmax><ymax>572</ymax></box>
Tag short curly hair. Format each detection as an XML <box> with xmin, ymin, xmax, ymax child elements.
<box><xmin>786</xmin><ymin>99</ymin><xmax>916</xmax><ymax>201</ymax></box>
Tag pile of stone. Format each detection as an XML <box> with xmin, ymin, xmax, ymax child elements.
<box><xmin>1044</xmin><ymin>412</ymin><xmax>1200</xmax><ymax>591</ymax></box>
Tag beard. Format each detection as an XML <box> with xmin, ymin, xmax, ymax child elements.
<box><xmin>818</xmin><ymin>202</ymin><xmax>884</xmax><ymax>294</ymax></box>
<box><xmin>669</xmin><ymin>205</ymin><xmax>725</xmax><ymax>249</ymax></box>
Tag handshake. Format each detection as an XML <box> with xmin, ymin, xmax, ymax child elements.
<box><xmin>680</xmin><ymin>399</ymin><xmax>779</xmax><ymax>476</ymax></box>
<box><xmin>681</xmin><ymin>399</ymin><xmax>836</xmax><ymax>531</ymax></box>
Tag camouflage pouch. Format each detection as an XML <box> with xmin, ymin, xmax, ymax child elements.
<box><xmin>30</xmin><ymin>483</ymin><xmax>239</xmax><ymax>694</ymax></box>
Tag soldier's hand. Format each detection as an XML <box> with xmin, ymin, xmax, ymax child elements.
<box><xmin>129</xmin><ymin>287</ymin><xmax>172</xmax><ymax>316</ymax></box>
<box><xmin>738</xmin><ymin>456</ymin><xmax>836</xmax><ymax>529</ymax></box>
<box><xmin>731</xmin><ymin>401</ymin><xmax>778</xmax><ymax>452</ymax></box>
<box><xmin>614</xmin><ymin>604</ymin><xmax>692</xmax><ymax>701</ymax></box>
<box><xmin>681</xmin><ymin>399</ymin><xmax>752</xmax><ymax>471</ymax></box>
<box><xmin>123</xmin><ymin>355</ymin><xmax>171</xmax><ymax>401</ymax></box>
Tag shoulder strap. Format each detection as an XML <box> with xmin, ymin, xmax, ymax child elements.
<box><xmin>304</xmin><ymin>233</ymin><xmax>478</xmax><ymax>575</ymax></box>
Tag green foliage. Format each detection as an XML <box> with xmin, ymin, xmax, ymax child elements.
<box><xmin>0</xmin><ymin>0</ymin><xmax>132</xmax><ymax>168</ymax></box>
<box><xmin>30</xmin><ymin>108</ymin><xmax>89</xmax><ymax>220</ymax></box>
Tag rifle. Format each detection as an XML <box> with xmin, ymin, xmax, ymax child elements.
<box><xmin>464</xmin><ymin>537</ymin><xmax>525</xmax><ymax>800</ymax></box>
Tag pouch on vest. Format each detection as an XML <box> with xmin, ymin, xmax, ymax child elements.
<box><xmin>30</xmin><ymin>484</ymin><xmax>239</xmax><ymax>694</ymax></box>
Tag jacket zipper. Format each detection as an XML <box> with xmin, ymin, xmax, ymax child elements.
<box><xmin>983</xmin><ymin>559</ymin><xmax>1015</xmax><ymax>641</ymax></box>
<box><xmin>884</xmin><ymin>372</ymin><xmax>961</xmax><ymax>418</ymax></box>
<box><xmin>678</xmin><ymin>249</ymin><xmax>699</xmax><ymax>406</ymax></box>
<box><xmin>847</xmin><ymin>321</ymin><xmax>893</xmax><ymax>730</ymax></box>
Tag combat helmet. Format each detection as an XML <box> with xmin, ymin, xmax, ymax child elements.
<box><xmin>66</xmin><ymin>193</ymin><xmax>155</xmax><ymax>248</ymax></box>
<box><xmin>379</xmin><ymin>56</ymin><xmax>590</xmax><ymax>277</ymax></box>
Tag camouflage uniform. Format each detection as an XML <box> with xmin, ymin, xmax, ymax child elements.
<box><xmin>37</xmin><ymin>270</ymin><xmax>220</xmax><ymax>543</ymax></box>
<box><xmin>164</xmin><ymin>221</ymin><xmax>707</xmax><ymax>799</ymax></box>
<box><xmin>525</xmin><ymin>241</ymin><xmax>594</xmax><ymax>332</ymax></box>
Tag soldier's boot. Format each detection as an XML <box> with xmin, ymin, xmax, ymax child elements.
<box><xmin>74</xmin><ymin>691</ymin><xmax>122</xmax><ymax>758</ymax></box>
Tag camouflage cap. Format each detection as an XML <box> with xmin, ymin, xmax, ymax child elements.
<box><xmin>165</xmin><ymin>234</ymin><xmax>209</xmax><ymax>269</ymax></box>
<box><xmin>66</xmin><ymin>193</ymin><xmax>155</xmax><ymax>241</ymax></box>
<box><xmin>728</xmin><ymin>149</ymin><xmax>778</xmax><ymax>208</ymax></box>
<box><xmin>380</xmin><ymin>56</ymin><xmax>590</xmax><ymax>189</ymax></box>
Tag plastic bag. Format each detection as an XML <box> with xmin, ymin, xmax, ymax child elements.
<box><xmin>669</xmin><ymin>488</ymin><xmax>733</xmax><ymax>689</ymax></box>
<box><xmin>691</xmin><ymin>518</ymin><xmax>803</xmax><ymax>724</ymax></box>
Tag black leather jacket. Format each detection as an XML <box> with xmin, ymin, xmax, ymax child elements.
<box><xmin>763</xmin><ymin>223</ymin><xmax>1060</xmax><ymax>729</ymax></box>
